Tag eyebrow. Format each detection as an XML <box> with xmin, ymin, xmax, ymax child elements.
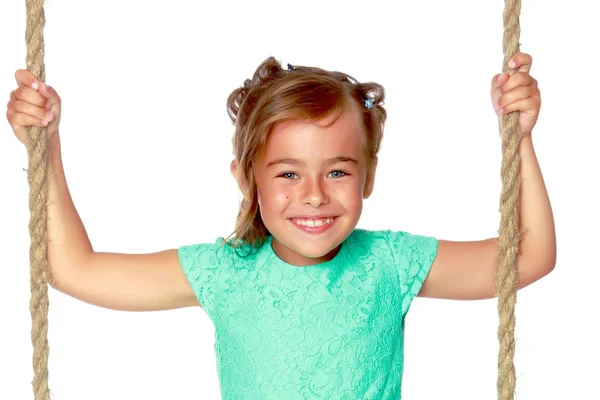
<box><xmin>266</xmin><ymin>156</ymin><xmax>358</xmax><ymax>168</ymax></box>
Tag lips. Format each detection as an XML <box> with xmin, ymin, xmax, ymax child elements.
<box><xmin>289</xmin><ymin>217</ymin><xmax>335</xmax><ymax>227</ymax></box>
<box><xmin>288</xmin><ymin>216</ymin><xmax>338</xmax><ymax>234</ymax></box>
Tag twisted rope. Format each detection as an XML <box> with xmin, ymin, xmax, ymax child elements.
<box><xmin>25</xmin><ymin>0</ymin><xmax>51</xmax><ymax>399</ymax></box>
<box><xmin>496</xmin><ymin>0</ymin><xmax>522</xmax><ymax>399</ymax></box>
<box><xmin>19</xmin><ymin>1</ymin><xmax>523</xmax><ymax>399</ymax></box>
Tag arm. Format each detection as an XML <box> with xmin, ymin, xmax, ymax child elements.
<box><xmin>419</xmin><ymin>137</ymin><xmax>556</xmax><ymax>300</ymax></box>
<box><xmin>49</xmin><ymin>138</ymin><xmax>199</xmax><ymax>311</ymax></box>
<box><xmin>418</xmin><ymin>53</ymin><xmax>556</xmax><ymax>300</ymax></box>
<box><xmin>8</xmin><ymin>72</ymin><xmax>200</xmax><ymax>311</ymax></box>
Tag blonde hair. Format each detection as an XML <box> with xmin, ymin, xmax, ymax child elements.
<box><xmin>226</xmin><ymin>57</ymin><xmax>387</xmax><ymax>252</ymax></box>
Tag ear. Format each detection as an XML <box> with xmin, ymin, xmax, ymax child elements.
<box><xmin>230</xmin><ymin>159</ymin><xmax>238</xmax><ymax>180</ymax></box>
<box><xmin>231</xmin><ymin>160</ymin><xmax>248</xmax><ymax>198</ymax></box>
<box><xmin>363</xmin><ymin>158</ymin><xmax>378</xmax><ymax>199</ymax></box>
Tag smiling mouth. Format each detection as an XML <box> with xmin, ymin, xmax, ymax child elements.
<box><xmin>288</xmin><ymin>216</ymin><xmax>338</xmax><ymax>233</ymax></box>
<box><xmin>291</xmin><ymin>217</ymin><xmax>334</xmax><ymax>227</ymax></box>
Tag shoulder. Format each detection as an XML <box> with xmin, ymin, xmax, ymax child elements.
<box><xmin>349</xmin><ymin>229</ymin><xmax>439</xmax><ymax>316</ymax></box>
<box><xmin>349</xmin><ymin>228</ymin><xmax>438</xmax><ymax>277</ymax></box>
<box><xmin>177</xmin><ymin>236</ymin><xmax>265</xmax><ymax>272</ymax></box>
<box><xmin>178</xmin><ymin>237</ymin><xmax>231</xmax><ymax>267</ymax></box>
<box><xmin>176</xmin><ymin>237</ymin><xmax>259</xmax><ymax>315</ymax></box>
<box><xmin>349</xmin><ymin>228</ymin><xmax>438</xmax><ymax>255</ymax></box>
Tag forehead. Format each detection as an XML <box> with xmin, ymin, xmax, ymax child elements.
<box><xmin>262</xmin><ymin>104</ymin><xmax>366</xmax><ymax>163</ymax></box>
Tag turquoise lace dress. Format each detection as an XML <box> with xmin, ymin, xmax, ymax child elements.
<box><xmin>178</xmin><ymin>229</ymin><xmax>438</xmax><ymax>399</ymax></box>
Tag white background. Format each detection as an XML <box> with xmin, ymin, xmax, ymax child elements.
<box><xmin>1</xmin><ymin>0</ymin><xmax>598</xmax><ymax>399</ymax></box>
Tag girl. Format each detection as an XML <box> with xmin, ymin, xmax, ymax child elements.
<box><xmin>6</xmin><ymin>53</ymin><xmax>555</xmax><ymax>399</ymax></box>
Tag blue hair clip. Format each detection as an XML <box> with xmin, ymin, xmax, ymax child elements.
<box><xmin>364</xmin><ymin>98</ymin><xmax>375</xmax><ymax>109</ymax></box>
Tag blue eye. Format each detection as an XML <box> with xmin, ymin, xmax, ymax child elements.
<box><xmin>328</xmin><ymin>170</ymin><xmax>346</xmax><ymax>178</ymax></box>
<box><xmin>280</xmin><ymin>172</ymin><xmax>299</xmax><ymax>179</ymax></box>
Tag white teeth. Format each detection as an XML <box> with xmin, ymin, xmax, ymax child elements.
<box><xmin>293</xmin><ymin>217</ymin><xmax>334</xmax><ymax>227</ymax></box>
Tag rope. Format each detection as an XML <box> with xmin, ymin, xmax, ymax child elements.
<box><xmin>19</xmin><ymin>1</ymin><xmax>522</xmax><ymax>399</ymax></box>
<box><xmin>496</xmin><ymin>0</ymin><xmax>522</xmax><ymax>399</ymax></box>
<box><xmin>25</xmin><ymin>0</ymin><xmax>51</xmax><ymax>399</ymax></box>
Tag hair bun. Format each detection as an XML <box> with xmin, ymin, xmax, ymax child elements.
<box><xmin>227</xmin><ymin>57</ymin><xmax>286</xmax><ymax>123</ymax></box>
<box><xmin>359</xmin><ymin>83</ymin><xmax>385</xmax><ymax>108</ymax></box>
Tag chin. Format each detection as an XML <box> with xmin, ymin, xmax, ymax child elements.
<box><xmin>276</xmin><ymin>218</ymin><xmax>356</xmax><ymax>260</ymax></box>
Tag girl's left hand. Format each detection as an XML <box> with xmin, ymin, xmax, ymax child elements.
<box><xmin>491</xmin><ymin>52</ymin><xmax>541</xmax><ymax>137</ymax></box>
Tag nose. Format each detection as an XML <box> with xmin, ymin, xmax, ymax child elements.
<box><xmin>301</xmin><ymin>177</ymin><xmax>330</xmax><ymax>207</ymax></box>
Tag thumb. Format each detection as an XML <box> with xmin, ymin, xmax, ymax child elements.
<box><xmin>38</xmin><ymin>82</ymin><xmax>61</xmax><ymax>117</ymax></box>
<box><xmin>38</xmin><ymin>82</ymin><xmax>60</xmax><ymax>105</ymax></box>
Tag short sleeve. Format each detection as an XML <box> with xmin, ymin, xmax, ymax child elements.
<box><xmin>177</xmin><ymin>238</ymin><xmax>229</xmax><ymax>320</ymax></box>
<box><xmin>386</xmin><ymin>230</ymin><xmax>438</xmax><ymax>317</ymax></box>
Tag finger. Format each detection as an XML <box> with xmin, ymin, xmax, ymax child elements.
<box><xmin>10</xmin><ymin>98</ymin><xmax>54</xmax><ymax>123</ymax></box>
<box><xmin>6</xmin><ymin>108</ymin><xmax>49</xmax><ymax>130</ymax></box>
<box><xmin>7</xmin><ymin>90</ymin><xmax>16</xmax><ymax>107</ymax></box>
<box><xmin>491</xmin><ymin>72</ymin><xmax>509</xmax><ymax>89</ymax></box>
<box><xmin>491</xmin><ymin>73</ymin><xmax>510</xmax><ymax>105</ymax></box>
<box><xmin>15</xmin><ymin>69</ymin><xmax>40</xmax><ymax>90</ymax></box>
<box><xmin>499</xmin><ymin>72</ymin><xmax>534</xmax><ymax>94</ymax></box>
<box><xmin>38</xmin><ymin>82</ymin><xmax>60</xmax><ymax>105</ymax></box>
<box><xmin>498</xmin><ymin>96</ymin><xmax>540</xmax><ymax>116</ymax></box>
<box><xmin>498</xmin><ymin>86</ymin><xmax>539</xmax><ymax>109</ymax></box>
<box><xmin>13</xmin><ymin>85</ymin><xmax>47</xmax><ymax>108</ymax></box>
<box><xmin>507</xmin><ymin>52</ymin><xmax>533</xmax><ymax>74</ymax></box>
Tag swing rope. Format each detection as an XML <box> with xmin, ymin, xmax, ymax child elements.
<box><xmin>496</xmin><ymin>0</ymin><xmax>522</xmax><ymax>399</ymax></box>
<box><xmin>25</xmin><ymin>0</ymin><xmax>51</xmax><ymax>399</ymax></box>
<box><xmin>22</xmin><ymin>1</ymin><xmax>522</xmax><ymax>399</ymax></box>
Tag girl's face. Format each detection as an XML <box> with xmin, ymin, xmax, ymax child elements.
<box><xmin>253</xmin><ymin>103</ymin><xmax>376</xmax><ymax>266</ymax></box>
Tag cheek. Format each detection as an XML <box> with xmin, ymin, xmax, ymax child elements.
<box><xmin>330</xmin><ymin>180</ymin><xmax>364</xmax><ymax>204</ymax></box>
<box><xmin>258</xmin><ymin>183</ymin><xmax>291</xmax><ymax>208</ymax></box>
<box><xmin>274</xmin><ymin>192</ymin><xmax>291</xmax><ymax>204</ymax></box>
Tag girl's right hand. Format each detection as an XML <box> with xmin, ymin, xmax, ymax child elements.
<box><xmin>6</xmin><ymin>69</ymin><xmax>62</xmax><ymax>145</ymax></box>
